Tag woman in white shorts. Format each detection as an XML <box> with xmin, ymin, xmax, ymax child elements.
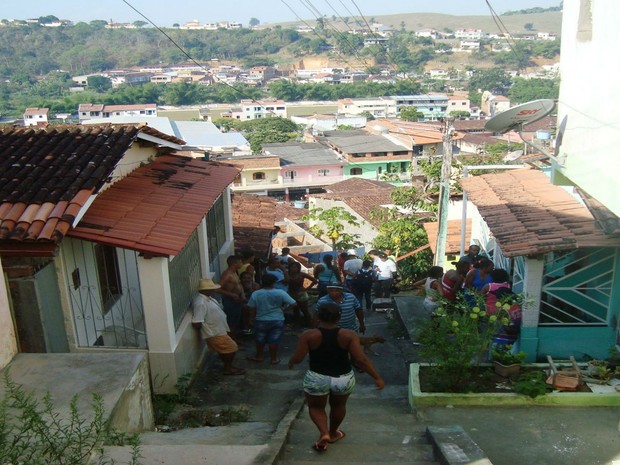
<box><xmin>288</xmin><ymin>303</ymin><xmax>384</xmax><ymax>452</ymax></box>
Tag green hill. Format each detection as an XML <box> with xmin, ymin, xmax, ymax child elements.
<box><xmin>277</xmin><ymin>11</ymin><xmax>562</xmax><ymax>36</ymax></box>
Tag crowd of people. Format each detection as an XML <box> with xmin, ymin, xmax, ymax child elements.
<box><xmin>191</xmin><ymin>239</ymin><xmax>524</xmax><ymax>453</ymax></box>
<box><xmin>191</xmin><ymin>243</ymin><xmax>392</xmax><ymax>452</ymax></box>
<box><xmin>413</xmin><ymin>244</ymin><xmax>521</xmax><ymax>325</ymax></box>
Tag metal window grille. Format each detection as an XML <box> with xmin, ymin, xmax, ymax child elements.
<box><xmin>539</xmin><ymin>248</ymin><xmax>615</xmax><ymax>325</ymax></box>
<box><xmin>63</xmin><ymin>239</ymin><xmax>146</xmax><ymax>348</ymax></box>
<box><xmin>169</xmin><ymin>229</ymin><xmax>201</xmax><ymax>331</ymax></box>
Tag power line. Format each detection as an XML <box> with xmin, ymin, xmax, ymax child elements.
<box><xmin>121</xmin><ymin>0</ymin><xmax>280</xmax><ymax>117</ymax></box>
<box><xmin>280</xmin><ymin>0</ymin><xmax>373</xmax><ymax>74</ymax></box>
<box><xmin>484</xmin><ymin>0</ymin><xmax>529</xmax><ymax>72</ymax></box>
<box><xmin>348</xmin><ymin>0</ymin><xmax>408</xmax><ymax>76</ymax></box>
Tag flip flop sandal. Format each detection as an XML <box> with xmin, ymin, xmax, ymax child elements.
<box><xmin>328</xmin><ymin>430</ymin><xmax>346</xmax><ymax>443</ymax></box>
<box><xmin>313</xmin><ymin>441</ymin><xmax>328</xmax><ymax>452</ymax></box>
<box><xmin>223</xmin><ymin>368</ymin><xmax>246</xmax><ymax>376</ymax></box>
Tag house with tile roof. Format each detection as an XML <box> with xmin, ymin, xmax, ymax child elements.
<box><xmin>0</xmin><ymin>124</ymin><xmax>241</xmax><ymax>393</ymax></box>
<box><xmin>449</xmin><ymin>2</ymin><xmax>620</xmax><ymax>363</ymax></box>
<box><xmin>78</xmin><ymin>103</ymin><xmax>157</xmax><ymax>122</ymax></box>
<box><xmin>23</xmin><ymin>107</ymin><xmax>49</xmax><ymax>127</ymax></box>
<box><xmin>308</xmin><ymin>178</ymin><xmax>396</xmax><ymax>249</ymax></box>
<box><xmin>314</xmin><ymin>129</ymin><xmax>414</xmax><ymax>183</ymax></box>
<box><xmin>458</xmin><ymin>169</ymin><xmax>620</xmax><ymax>361</ymax></box>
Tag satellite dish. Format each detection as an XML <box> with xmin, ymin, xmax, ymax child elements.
<box><xmin>503</xmin><ymin>150</ymin><xmax>524</xmax><ymax>162</ymax></box>
<box><xmin>484</xmin><ymin>99</ymin><xmax>556</xmax><ymax>134</ymax></box>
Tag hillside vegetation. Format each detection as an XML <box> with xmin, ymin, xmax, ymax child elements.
<box><xmin>0</xmin><ymin>10</ymin><xmax>561</xmax><ymax>117</ymax></box>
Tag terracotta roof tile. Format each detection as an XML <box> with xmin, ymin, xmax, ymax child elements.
<box><xmin>459</xmin><ymin>169</ymin><xmax>620</xmax><ymax>257</ymax></box>
<box><xmin>312</xmin><ymin>178</ymin><xmax>395</xmax><ymax>226</ymax></box>
<box><xmin>423</xmin><ymin>219</ymin><xmax>472</xmax><ymax>255</ymax></box>
<box><xmin>69</xmin><ymin>155</ymin><xmax>240</xmax><ymax>257</ymax></box>
<box><xmin>232</xmin><ymin>194</ymin><xmax>277</xmax><ymax>253</ymax></box>
<box><xmin>0</xmin><ymin>125</ymin><xmax>175</xmax><ymax>248</ymax></box>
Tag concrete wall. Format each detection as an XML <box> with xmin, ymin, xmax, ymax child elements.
<box><xmin>555</xmin><ymin>0</ymin><xmax>620</xmax><ymax>217</ymax></box>
<box><xmin>2</xmin><ymin>353</ymin><xmax>154</xmax><ymax>433</ymax></box>
<box><xmin>0</xmin><ymin>260</ymin><xmax>18</xmax><ymax>368</ymax></box>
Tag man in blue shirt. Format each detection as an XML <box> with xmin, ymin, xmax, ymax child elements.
<box><xmin>317</xmin><ymin>284</ymin><xmax>365</xmax><ymax>334</ymax></box>
<box><xmin>246</xmin><ymin>273</ymin><xmax>296</xmax><ymax>364</ymax></box>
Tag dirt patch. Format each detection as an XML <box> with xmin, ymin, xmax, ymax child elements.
<box><xmin>419</xmin><ymin>365</ymin><xmax>593</xmax><ymax>394</ymax></box>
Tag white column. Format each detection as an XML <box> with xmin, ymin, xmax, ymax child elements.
<box><xmin>520</xmin><ymin>256</ymin><xmax>545</xmax><ymax>361</ymax></box>
<box><xmin>137</xmin><ymin>256</ymin><xmax>175</xmax><ymax>353</ymax></box>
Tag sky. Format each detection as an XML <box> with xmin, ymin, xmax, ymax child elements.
<box><xmin>3</xmin><ymin>1</ymin><xmax>562</xmax><ymax>27</ymax></box>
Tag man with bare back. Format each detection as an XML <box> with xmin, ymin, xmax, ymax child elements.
<box><xmin>218</xmin><ymin>255</ymin><xmax>246</xmax><ymax>335</ymax></box>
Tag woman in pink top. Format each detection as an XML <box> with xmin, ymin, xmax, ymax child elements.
<box><xmin>483</xmin><ymin>269</ymin><xmax>512</xmax><ymax>315</ymax></box>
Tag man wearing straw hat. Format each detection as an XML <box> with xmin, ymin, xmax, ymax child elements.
<box><xmin>192</xmin><ymin>278</ymin><xmax>246</xmax><ymax>376</ymax></box>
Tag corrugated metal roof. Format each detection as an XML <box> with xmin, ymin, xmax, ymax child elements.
<box><xmin>69</xmin><ymin>156</ymin><xmax>240</xmax><ymax>257</ymax></box>
<box><xmin>316</xmin><ymin>130</ymin><xmax>410</xmax><ymax>154</ymax></box>
<box><xmin>460</xmin><ymin>169</ymin><xmax>620</xmax><ymax>257</ymax></box>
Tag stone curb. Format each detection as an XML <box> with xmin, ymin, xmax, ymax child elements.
<box><xmin>254</xmin><ymin>396</ymin><xmax>305</xmax><ymax>465</ymax></box>
<box><xmin>426</xmin><ymin>425</ymin><xmax>493</xmax><ymax>465</ymax></box>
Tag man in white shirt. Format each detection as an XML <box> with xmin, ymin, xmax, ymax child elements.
<box><xmin>342</xmin><ymin>249</ymin><xmax>363</xmax><ymax>292</ymax></box>
<box><xmin>192</xmin><ymin>278</ymin><xmax>246</xmax><ymax>375</ymax></box>
<box><xmin>374</xmin><ymin>253</ymin><xmax>398</xmax><ymax>298</ymax></box>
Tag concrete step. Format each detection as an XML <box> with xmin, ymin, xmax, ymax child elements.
<box><xmin>287</xmin><ymin>428</ymin><xmax>429</xmax><ymax>446</ymax></box>
<box><xmin>137</xmin><ymin>421</ymin><xmax>274</xmax><ymax>445</ymax></box>
<box><xmin>104</xmin><ymin>444</ymin><xmax>267</xmax><ymax>465</ymax></box>
<box><xmin>280</xmin><ymin>442</ymin><xmax>435</xmax><ymax>463</ymax></box>
<box><xmin>278</xmin><ymin>458</ymin><xmax>438</xmax><ymax>465</ymax></box>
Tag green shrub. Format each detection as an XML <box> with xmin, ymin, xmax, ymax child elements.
<box><xmin>417</xmin><ymin>293</ymin><xmax>508</xmax><ymax>392</ymax></box>
<box><xmin>513</xmin><ymin>371</ymin><xmax>552</xmax><ymax>398</ymax></box>
<box><xmin>0</xmin><ymin>369</ymin><xmax>140</xmax><ymax>465</ymax></box>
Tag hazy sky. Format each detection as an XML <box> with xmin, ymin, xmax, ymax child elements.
<box><xmin>3</xmin><ymin>1</ymin><xmax>561</xmax><ymax>27</ymax></box>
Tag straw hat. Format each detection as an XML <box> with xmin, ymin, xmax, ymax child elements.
<box><xmin>197</xmin><ymin>278</ymin><xmax>221</xmax><ymax>291</ymax></box>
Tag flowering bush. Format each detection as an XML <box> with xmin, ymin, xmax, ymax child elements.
<box><xmin>417</xmin><ymin>291</ymin><xmax>521</xmax><ymax>392</ymax></box>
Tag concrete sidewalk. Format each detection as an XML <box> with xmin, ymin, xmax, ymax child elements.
<box><xmin>397</xmin><ymin>294</ymin><xmax>620</xmax><ymax>465</ymax></box>
<box><xmin>108</xmin><ymin>294</ymin><xmax>620</xmax><ymax>465</ymax></box>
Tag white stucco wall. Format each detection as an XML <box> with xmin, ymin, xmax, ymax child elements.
<box><xmin>555</xmin><ymin>0</ymin><xmax>620</xmax><ymax>217</ymax></box>
<box><xmin>0</xmin><ymin>260</ymin><xmax>18</xmax><ymax>368</ymax></box>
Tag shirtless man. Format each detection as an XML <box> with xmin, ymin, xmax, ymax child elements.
<box><xmin>218</xmin><ymin>255</ymin><xmax>246</xmax><ymax>335</ymax></box>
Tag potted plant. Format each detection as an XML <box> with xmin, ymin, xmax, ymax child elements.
<box><xmin>491</xmin><ymin>345</ymin><xmax>526</xmax><ymax>378</ymax></box>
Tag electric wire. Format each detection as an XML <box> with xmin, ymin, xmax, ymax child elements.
<box><xmin>484</xmin><ymin>0</ymin><xmax>529</xmax><ymax>72</ymax></box>
<box><xmin>288</xmin><ymin>0</ymin><xmax>375</xmax><ymax>73</ymax></box>
<box><xmin>348</xmin><ymin>0</ymin><xmax>408</xmax><ymax>76</ymax></box>
<box><xmin>121</xmin><ymin>0</ymin><xmax>280</xmax><ymax>117</ymax></box>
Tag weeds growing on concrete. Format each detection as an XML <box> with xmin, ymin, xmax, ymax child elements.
<box><xmin>0</xmin><ymin>369</ymin><xmax>141</xmax><ymax>465</ymax></box>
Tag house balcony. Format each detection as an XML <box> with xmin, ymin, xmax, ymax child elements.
<box><xmin>345</xmin><ymin>152</ymin><xmax>412</xmax><ymax>162</ymax></box>
<box><xmin>231</xmin><ymin>177</ymin><xmax>283</xmax><ymax>192</ymax></box>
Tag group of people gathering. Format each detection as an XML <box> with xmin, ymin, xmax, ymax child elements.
<box><xmin>416</xmin><ymin>244</ymin><xmax>520</xmax><ymax>324</ymax></box>
<box><xmin>191</xmin><ymin>245</ymin><xmax>390</xmax><ymax>452</ymax></box>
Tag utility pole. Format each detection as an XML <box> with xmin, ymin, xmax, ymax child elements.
<box><xmin>434</xmin><ymin>117</ymin><xmax>454</xmax><ymax>266</ymax></box>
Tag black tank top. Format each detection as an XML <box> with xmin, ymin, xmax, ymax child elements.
<box><xmin>309</xmin><ymin>327</ymin><xmax>351</xmax><ymax>376</ymax></box>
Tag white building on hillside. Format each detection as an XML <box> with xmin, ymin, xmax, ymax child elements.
<box><xmin>78</xmin><ymin>103</ymin><xmax>157</xmax><ymax>122</ymax></box>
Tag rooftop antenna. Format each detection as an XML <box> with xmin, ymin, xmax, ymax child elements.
<box><xmin>485</xmin><ymin>99</ymin><xmax>558</xmax><ymax>163</ymax></box>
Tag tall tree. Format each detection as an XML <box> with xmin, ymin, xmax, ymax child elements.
<box><xmin>302</xmin><ymin>207</ymin><xmax>362</xmax><ymax>250</ymax></box>
<box><xmin>468</xmin><ymin>67</ymin><xmax>512</xmax><ymax>95</ymax></box>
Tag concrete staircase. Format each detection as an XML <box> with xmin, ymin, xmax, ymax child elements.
<box><xmin>277</xmin><ymin>384</ymin><xmax>439</xmax><ymax>465</ymax></box>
